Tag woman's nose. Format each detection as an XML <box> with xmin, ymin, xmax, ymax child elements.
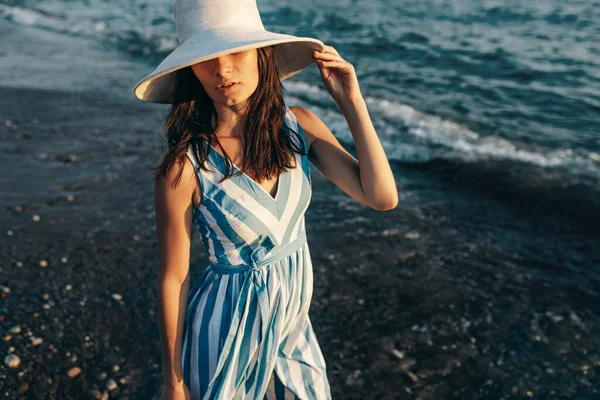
<box><xmin>214</xmin><ymin>55</ymin><xmax>234</xmax><ymax>67</ymax></box>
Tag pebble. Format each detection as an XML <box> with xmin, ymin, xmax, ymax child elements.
<box><xmin>14</xmin><ymin>205</ymin><xmax>23</xmax><ymax>212</ymax></box>
<box><xmin>65</xmin><ymin>284</ymin><xmax>72</xmax><ymax>290</ymax></box>
<box><xmin>4</xmin><ymin>354</ymin><xmax>20</xmax><ymax>368</ymax></box>
<box><xmin>6</xmin><ymin>230</ymin><xmax>14</xmax><ymax>236</ymax></box>
<box><xmin>3</xmin><ymin>334</ymin><xmax>12</xmax><ymax>341</ymax></box>
<box><xmin>391</xmin><ymin>348</ymin><xmax>405</xmax><ymax>360</ymax></box>
<box><xmin>9</xmin><ymin>325</ymin><xmax>21</xmax><ymax>334</ymax></box>
<box><xmin>32</xmin><ymin>214</ymin><xmax>41</xmax><ymax>222</ymax></box>
<box><xmin>398</xmin><ymin>251</ymin><xmax>416</xmax><ymax>261</ymax></box>
<box><xmin>112</xmin><ymin>364</ymin><xmax>120</xmax><ymax>372</ymax></box>
<box><xmin>67</xmin><ymin>194</ymin><xmax>75</xmax><ymax>202</ymax></box>
<box><xmin>0</xmin><ymin>285</ymin><xmax>11</xmax><ymax>298</ymax></box>
<box><xmin>67</xmin><ymin>367</ymin><xmax>81</xmax><ymax>378</ymax></box>
<box><xmin>106</xmin><ymin>378</ymin><xmax>118</xmax><ymax>391</ymax></box>
<box><xmin>111</xmin><ymin>293</ymin><xmax>123</xmax><ymax>301</ymax></box>
<box><xmin>39</xmin><ymin>259</ymin><xmax>48</xmax><ymax>268</ymax></box>
<box><xmin>404</xmin><ymin>231</ymin><xmax>420</xmax><ymax>240</ymax></box>
<box><xmin>91</xmin><ymin>389</ymin><xmax>110</xmax><ymax>400</ymax></box>
<box><xmin>61</xmin><ymin>256</ymin><xmax>69</xmax><ymax>263</ymax></box>
<box><xmin>344</xmin><ymin>369</ymin><xmax>362</xmax><ymax>386</ymax></box>
<box><xmin>30</xmin><ymin>336</ymin><xmax>43</xmax><ymax>346</ymax></box>
<box><xmin>97</xmin><ymin>371</ymin><xmax>107</xmax><ymax>380</ymax></box>
<box><xmin>406</xmin><ymin>370</ymin><xmax>419</xmax><ymax>382</ymax></box>
<box><xmin>16</xmin><ymin>383</ymin><xmax>29</xmax><ymax>394</ymax></box>
<box><xmin>16</xmin><ymin>261</ymin><xmax>23</xmax><ymax>267</ymax></box>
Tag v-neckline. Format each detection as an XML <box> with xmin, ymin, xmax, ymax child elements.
<box><xmin>207</xmin><ymin>142</ymin><xmax>286</xmax><ymax>202</ymax></box>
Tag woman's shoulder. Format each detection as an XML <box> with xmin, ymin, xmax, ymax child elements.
<box><xmin>156</xmin><ymin>148</ymin><xmax>201</xmax><ymax>209</ymax></box>
<box><xmin>287</xmin><ymin>105</ymin><xmax>308</xmax><ymax>123</ymax></box>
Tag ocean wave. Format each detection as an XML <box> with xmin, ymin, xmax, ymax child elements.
<box><xmin>284</xmin><ymin>80</ymin><xmax>600</xmax><ymax>176</ymax></box>
<box><xmin>0</xmin><ymin>4</ymin><xmax>105</xmax><ymax>36</ymax></box>
<box><xmin>0</xmin><ymin>4</ymin><xmax>178</xmax><ymax>57</ymax></box>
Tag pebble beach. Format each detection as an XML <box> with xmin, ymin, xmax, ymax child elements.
<box><xmin>2</xmin><ymin>1</ymin><xmax>600</xmax><ymax>399</ymax></box>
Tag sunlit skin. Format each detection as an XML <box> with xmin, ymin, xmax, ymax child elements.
<box><xmin>190</xmin><ymin>49</ymin><xmax>259</xmax><ymax>137</ymax></box>
<box><xmin>155</xmin><ymin>44</ymin><xmax>398</xmax><ymax>400</ymax></box>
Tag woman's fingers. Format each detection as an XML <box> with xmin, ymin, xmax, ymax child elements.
<box><xmin>317</xmin><ymin>60</ymin><xmax>354</xmax><ymax>71</ymax></box>
<box><xmin>323</xmin><ymin>45</ymin><xmax>341</xmax><ymax>56</ymax></box>
<box><xmin>313</xmin><ymin>50</ymin><xmax>344</xmax><ymax>63</ymax></box>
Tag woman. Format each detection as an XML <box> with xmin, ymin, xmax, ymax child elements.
<box><xmin>135</xmin><ymin>1</ymin><xmax>397</xmax><ymax>399</ymax></box>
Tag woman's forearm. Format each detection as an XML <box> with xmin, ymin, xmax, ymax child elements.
<box><xmin>157</xmin><ymin>273</ymin><xmax>190</xmax><ymax>387</ymax></box>
<box><xmin>339</xmin><ymin>96</ymin><xmax>398</xmax><ymax>209</ymax></box>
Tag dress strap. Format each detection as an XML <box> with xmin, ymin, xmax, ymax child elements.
<box><xmin>185</xmin><ymin>142</ymin><xmax>201</xmax><ymax>171</ymax></box>
<box><xmin>286</xmin><ymin>106</ymin><xmax>309</xmax><ymax>154</ymax></box>
<box><xmin>185</xmin><ymin>143</ymin><xmax>206</xmax><ymax>208</ymax></box>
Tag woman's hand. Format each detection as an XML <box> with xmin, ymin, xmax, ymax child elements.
<box><xmin>159</xmin><ymin>383</ymin><xmax>191</xmax><ymax>400</ymax></box>
<box><xmin>313</xmin><ymin>45</ymin><xmax>363</xmax><ymax>106</ymax></box>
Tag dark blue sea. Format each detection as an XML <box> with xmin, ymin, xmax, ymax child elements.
<box><xmin>1</xmin><ymin>0</ymin><xmax>599</xmax><ymax>398</ymax></box>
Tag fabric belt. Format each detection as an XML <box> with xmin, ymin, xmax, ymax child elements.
<box><xmin>205</xmin><ymin>230</ymin><xmax>308</xmax><ymax>390</ymax></box>
<box><xmin>208</xmin><ymin>229</ymin><xmax>307</xmax><ymax>274</ymax></box>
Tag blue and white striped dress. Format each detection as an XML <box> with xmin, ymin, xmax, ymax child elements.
<box><xmin>182</xmin><ymin>106</ymin><xmax>332</xmax><ymax>400</ymax></box>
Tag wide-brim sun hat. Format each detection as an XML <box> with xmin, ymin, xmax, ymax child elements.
<box><xmin>133</xmin><ymin>0</ymin><xmax>325</xmax><ymax>104</ymax></box>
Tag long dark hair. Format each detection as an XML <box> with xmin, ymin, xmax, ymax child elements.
<box><xmin>153</xmin><ymin>45</ymin><xmax>306</xmax><ymax>195</ymax></box>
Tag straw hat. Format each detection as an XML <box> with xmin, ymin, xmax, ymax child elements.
<box><xmin>133</xmin><ymin>0</ymin><xmax>325</xmax><ymax>104</ymax></box>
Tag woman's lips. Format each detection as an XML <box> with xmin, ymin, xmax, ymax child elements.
<box><xmin>217</xmin><ymin>82</ymin><xmax>240</xmax><ymax>92</ymax></box>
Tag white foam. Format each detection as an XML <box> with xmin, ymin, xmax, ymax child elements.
<box><xmin>0</xmin><ymin>5</ymin><xmax>105</xmax><ymax>36</ymax></box>
<box><xmin>0</xmin><ymin>4</ymin><xmax>179</xmax><ymax>56</ymax></box>
<box><xmin>283</xmin><ymin>80</ymin><xmax>600</xmax><ymax>176</ymax></box>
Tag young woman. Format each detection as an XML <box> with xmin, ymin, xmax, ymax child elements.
<box><xmin>134</xmin><ymin>1</ymin><xmax>397</xmax><ymax>399</ymax></box>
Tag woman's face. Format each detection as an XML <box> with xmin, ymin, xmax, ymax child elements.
<box><xmin>191</xmin><ymin>49</ymin><xmax>259</xmax><ymax>108</ymax></box>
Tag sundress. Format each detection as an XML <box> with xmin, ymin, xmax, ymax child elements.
<box><xmin>182</xmin><ymin>105</ymin><xmax>332</xmax><ymax>400</ymax></box>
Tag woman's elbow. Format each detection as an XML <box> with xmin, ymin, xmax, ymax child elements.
<box><xmin>372</xmin><ymin>193</ymin><xmax>399</xmax><ymax>211</ymax></box>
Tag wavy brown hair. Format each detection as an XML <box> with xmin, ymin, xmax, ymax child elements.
<box><xmin>153</xmin><ymin>45</ymin><xmax>306</xmax><ymax>199</ymax></box>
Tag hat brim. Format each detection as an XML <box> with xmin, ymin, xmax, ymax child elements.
<box><xmin>133</xmin><ymin>28</ymin><xmax>325</xmax><ymax>104</ymax></box>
